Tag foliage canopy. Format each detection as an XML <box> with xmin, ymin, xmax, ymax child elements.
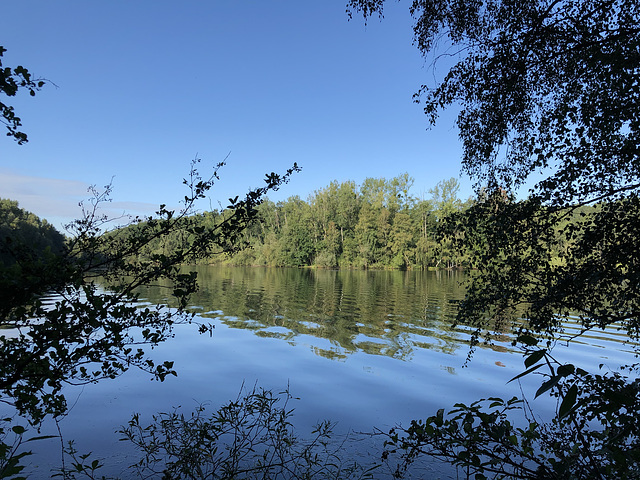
<box><xmin>156</xmin><ymin>175</ymin><xmax>470</xmax><ymax>270</ymax></box>
<box><xmin>348</xmin><ymin>0</ymin><xmax>640</xmax><ymax>478</ymax></box>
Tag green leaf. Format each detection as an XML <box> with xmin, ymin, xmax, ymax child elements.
<box><xmin>558</xmin><ymin>384</ymin><xmax>578</xmax><ymax>419</ymax></box>
<box><xmin>524</xmin><ymin>349</ymin><xmax>547</xmax><ymax>368</ymax></box>
<box><xmin>508</xmin><ymin>363</ymin><xmax>544</xmax><ymax>384</ymax></box>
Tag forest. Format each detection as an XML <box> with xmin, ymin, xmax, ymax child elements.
<box><xmin>207</xmin><ymin>175</ymin><xmax>467</xmax><ymax>269</ymax></box>
<box><xmin>126</xmin><ymin>174</ymin><xmax>590</xmax><ymax>272</ymax></box>
<box><xmin>105</xmin><ymin>174</ymin><xmax>470</xmax><ymax>270</ymax></box>
<box><xmin>3</xmin><ymin>0</ymin><xmax>639</xmax><ymax>477</ymax></box>
<box><xmin>0</xmin><ymin>176</ymin><xmax>471</xmax><ymax>273</ymax></box>
<box><xmin>229</xmin><ymin>175</ymin><xmax>466</xmax><ymax>269</ymax></box>
<box><xmin>0</xmin><ymin>178</ymin><xmax>593</xmax><ymax>279</ymax></box>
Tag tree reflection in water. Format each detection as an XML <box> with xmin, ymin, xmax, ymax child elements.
<box><xmin>133</xmin><ymin>266</ymin><xmax>495</xmax><ymax>361</ymax></box>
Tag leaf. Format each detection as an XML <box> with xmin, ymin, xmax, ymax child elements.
<box><xmin>508</xmin><ymin>363</ymin><xmax>544</xmax><ymax>384</ymax></box>
<box><xmin>535</xmin><ymin>376</ymin><xmax>561</xmax><ymax>398</ymax></box>
<box><xmin>558</xmin><ymin>384</ymin><xmax>578</xmax><ymax>419</ymax></box>
<box><xmin>556</xmin><ymin>364</ymin><xmax>575</xmax><ymax>377</ymax></box>
<box><xmin>524</xmin><ymin>349</ymin><xmax>547</xmax><ymax>368</ymax></box>
<box><xmin>517</xmin><ymin>334</ymin><xmax>538</xmax><ymax>346</ymax></box>
<box><xmin>25</xmin><ymin>435</ymin><xmax>57</xmax><ymax>442</ymax></box>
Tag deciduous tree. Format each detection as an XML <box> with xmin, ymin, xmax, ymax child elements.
<box><xmin>348</xmin><ymin>0</ymin><xmax>640</xmax><ymax>477</ymax></box>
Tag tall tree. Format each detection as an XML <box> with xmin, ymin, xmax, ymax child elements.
<box><xmin>429</xmin><ymin>178</ymin><xmax>465</xmax><ymax>268</ymax></box>
<box><xmin>429</xmin><ymin>178</ymin><xmax>461</xmax><ymax>221</ymax></box>
<box><xmin>389</xmin><ymin>211</ymin><xmax>415</xmax><ymax>269</ymax></box>
<box><xmin>335</xmin><ymin>180</ymin><xmax>360</xmax><ymax>245</ymax></box>
<box><xmin>387</xmin><ymin>173</ymin><xmax>416</xmax><ymax>213</ymax></box>
<box><xmin>349</xmin><ymin>0</ymin><xmax>640</xmax><ymax>477</ymax></box>
<box><xmin>360</xmin><ymin>177</ymin><xmax>387</xmax><ymax>209</ymax></box>
<box><xmin>278</xmin><ymin>196</ymin><xmax>316</xmax><ymax>266</ymax></box>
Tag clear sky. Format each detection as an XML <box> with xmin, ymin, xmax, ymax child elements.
<box><xmin>0</xmin><ymin>1</ymin><xmax>470</xmax><ymax>231</ymax></box>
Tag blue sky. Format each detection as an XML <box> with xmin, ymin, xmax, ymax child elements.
<box><xmin>1</xmin><ymin>1</ymin><xmax>470</xmax><ymax>230</ymax></box>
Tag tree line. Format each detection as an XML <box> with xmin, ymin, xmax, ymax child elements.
<box><xmin>231</xmin><ymin>174</ymin><xmax>471</xmax><ymax>269</ymax></box>
<box><xmin>130</xmin><ymin>175</ymin><xmax>469</xmax><ymax>270</ymax></box>
<box><xmin>134</xmin><ymin>174</ymin><xmax>596</xmax><ymax>272</ymax></box>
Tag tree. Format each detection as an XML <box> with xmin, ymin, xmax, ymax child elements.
<box><xmin>388</xmin><ymin>211</ymin><xmax>414</xmax><ymax>269</ymax></box>
<box><xmin>0</xmin><ymin>159</ymin><xmax>299</xmax><ymax>476</ymax></box>
<box><xmin>0</xmin><ymin>46</ymin><xmax>44</xmax><ymax>144</ymax></box>
<box><xmin>429</xmin><ymin>178</ymin><xmax>465</xmax><ymax>268</ymax></box>
<box><xmin>354</xmin><ymin>201</ymin><xmax>383</xmax><ymax>268</ymax></box>
<box><xmin>385</xmin><ymin>173</ymin><xmax>416</xmax><ymax>214</ymax></box>
<box><xmin>278</xmin><ymin>195</ymin><xmax>316</xmax><ymax>266</ymax></box>
<box><xmin>410</xmin><ymin>198</ymin><xmax>436</xmax><ymax>268</ymax></box>
<box><xmin>348</xmin><ymin>0</ymin><xmax>640</xmax><ymax>477</ymax></box>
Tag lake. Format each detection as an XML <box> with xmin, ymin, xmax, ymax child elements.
<box><xmin>15</xmin><ymin>266</ymin><xmax>638</xmax><ymax>478</ymax></box>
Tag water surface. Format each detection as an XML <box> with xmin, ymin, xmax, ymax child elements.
<box><xmin>15</xmin><ymin>266</ymin><xmax>637</xmax><ymax>478</ymax></box>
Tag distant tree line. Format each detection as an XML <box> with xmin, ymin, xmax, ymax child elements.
<box><xmin>230</xmin><ymin>175</ymin><xmax>470</xmax><ymax>269</ymax></box>
<box><xmin>122</xmin><ymin>174</ymin><xmax>598</xmax><ymax>271</ymax></box>
<box><xmin>120</xmin><ymin>174</ymin><xmax>468</xmax><ymax>270</ymax></box>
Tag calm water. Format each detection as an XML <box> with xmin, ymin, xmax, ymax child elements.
<box><xmin>15</xmin><ymin>266</ymin><xmax>638</xmax><ymax>478</ymax></box>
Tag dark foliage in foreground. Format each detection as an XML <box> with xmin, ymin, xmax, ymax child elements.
<box><xmin>0</xmin><ymin>159</ymin><xmax>298</xmax><ymax>477</ymax></box>
<box><xmin>348</xmin><ymin>0</ymin><xmax>640</xmax><ymax>478</ymax></box>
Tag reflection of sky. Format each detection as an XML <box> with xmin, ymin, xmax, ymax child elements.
<box><xmin>11</xmin><ymin>267</ymin><xmax>638</xmax><ymax>478</ymax></box>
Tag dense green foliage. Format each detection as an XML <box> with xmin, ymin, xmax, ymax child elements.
<box><xmin>132</xmin><ymin>175</ymin><xmax>472</xmax><ymax>270</ymax></box>
<box><xmin>347</xmin><ymin>0</ymin><xmax>640</xmax><ymax>478</ymax></box>
<box><xmin>232</xmin><ymin>175</ymin><xmax>469</xmax><ymax>269</ymax></box>
<box><xmin>0</xmin><ymin>199</ymin><xmax>65</xmax><ymax>265</ymax></box>
<box><xmin>0</xmin><ymin>198</ymin><xmax>67</xmax><ymax>315</ymax></box>
<box><xmin>135</xmin><ymin>175</ymin><xmax>601</xmax><ymax>277</ymax></box>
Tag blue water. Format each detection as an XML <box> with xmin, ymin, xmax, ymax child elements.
<box><xmin>8</xmin><ymin>266</ymin><xmax>638</xmax><ymax>478</ymax></box>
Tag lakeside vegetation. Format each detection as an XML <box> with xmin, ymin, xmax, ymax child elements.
<box><xmin>0</xmin><ymin>198</ymin><xmax>67</xmax><ymax>317</ymax></box>
<box><xmin>118</xmin><ymin>175</ymin><xmax>599</xmax><ymax>273</ymax></box>
<box><xmin>228</xmin><ymin>175</ymin><xmax>467</xmax><ymax>269</ymax></box>
<box><xmin>127</xmin><ymin>175</ymin><xmax>469</xmax><ymax>270</ymax></box>
<box><xmin>3</xmin><ymin>0</ymin><xmax>640</xmax><ymax>477</ymax></box>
